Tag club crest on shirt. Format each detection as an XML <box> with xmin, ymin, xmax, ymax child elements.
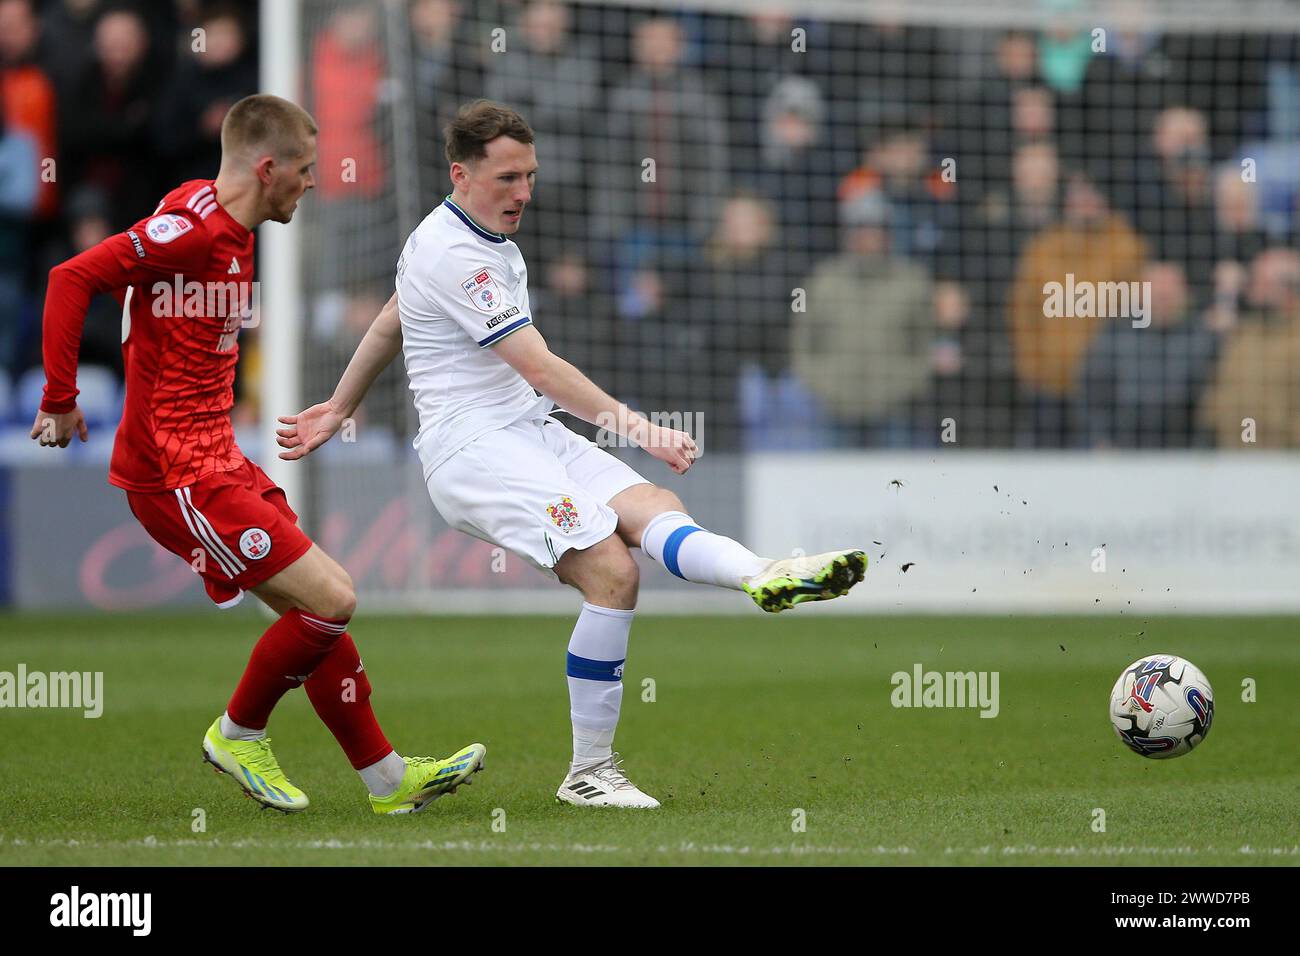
<box><xmin>239</xmin><ymin>527</ymin><xmax>272</xmax><ymax>560</ymax></box>
<box><xmin>144</xmin><ymin>214</ymin><xmax>193</xmax><ymax>244</ymax></box>
<box><xmin>462</xmin><ymin>268</ymin><xmax>502</xmax><ymax>313</ymax></box>
<box><xmin>546</xmin><ymin>496</ymin><xmax>581</xmax><ymax>534</ymax></box>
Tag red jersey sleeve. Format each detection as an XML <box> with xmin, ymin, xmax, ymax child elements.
<box><xmin>40</xmin><ymin>209</ymin><xmax>210</xmax><ymax>413</ymax></box>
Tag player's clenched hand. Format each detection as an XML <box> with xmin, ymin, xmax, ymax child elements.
<box><xmin>30</xmin><ymin>406</ymin><xmax>88</xmax><ymax>448</ymax></box>
<box><xmin>276</xmin><ymin>400</ymin><xmax>347</xmax><ymax>460</ymax></box>
<box><xmin>640</xmin><ymin>424</ymin><xmax>698</xmax><ymax>475</ymax></box>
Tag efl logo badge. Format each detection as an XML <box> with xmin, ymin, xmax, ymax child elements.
<box><xmin>462</xmin><ymin>268</ymin><xmax>502</xmax><ymax>313</ymax></box>
<box><xmin>546</xmin><ymin>496</ymin><xmax>582</xmax><ymax>534</ymax></box>
<box><xmin>239</xmin><ymin>527</ymin><xmax>272</xmax><ymax>561</ymax></box>
<box><xmin>144</xmin><ymin>214</ymin><xmax>193</xmax><ymax>244</ymax></box>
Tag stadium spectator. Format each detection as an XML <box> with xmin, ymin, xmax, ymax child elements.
<box><xmin>0</xmin><ymin>0</ymin><xmax>59</xmax><ymax>219</ymax></box>
<box><xmin>0</xmin><ymin>98</ymin><xmax>39</xmax><ymax>375</ymax></box>
<box><xmin>950</xmin><ymin>29</ymin><xmax>1041</xmax><ymax>201</ymax></box>
<box><xmin>836</xmin><ymin>116</ymin><xmax>961</xmax><ymax>277</ymax></box>
<box><xmin>1036</xmin><ymin>3</ymin><xmax>1092</xmax><ymax>98</ymax></box>
<box><xmin>1035</xmin><ymin>2</ymin><xmax>1094</xmax><ymax>170</ymax></box>
<box><xmin>58</xmin><ymin>5</ymin><xmax>159</xmax><ymax>228</ymax></box>
<box><xmin>949</xmin><ymin>141</ymin><xmax>1062</xmax><ymax>445</ymax></box>
<box><xmin>37</xmin><ymin>0</ymin><xmax>102</xmax><ymax>96</ymax></box>
<box><xmin>964</xmin><ymin>142</ymin><xmax>1061</xmax><ymax>333</ymax></box>
<box><xmin>153</xmin><ymin>4</ymin><xmax>257</xmax><ymax>184</ymax></box>
<box><xmin>1008</xmin><ymin>167</ymin><xmax>1147</xmax><ymax>447</ymax></box>
<box><xmin>484</xmin><ymin>0</ymin><xmax>601</xmax><ymax>244</ymax></box>
<box><xmin>610</xmin><ymin>252</ymin><xmax>725</xmax><ymax>453</ymax></box>
<box><xmin>748</xmin><ymin>75</ymin><xmax>840</xmax><ymax>278</ymax></box>
<box><xmin>702</xmin><ymin>193</ymin><xmax>792</xmax><ymax>378</ymax></box>
<box><xmin>311</xmin><ymin>3</ymin><xmax>385</xmax><ymax>207</ymax></box>
<box><xmin>1162</xmin><ymin>32</ymin><xmax>1272</xmax><ymax>159</ymax></box>
<box><xmin>790</xmin><ymin>185</ymin><xmax>935</xmax><ymax>448</ymax></box>
<box><xmin>1012</xmin><ymin>85</ymin><xmax>1056</xmax><ymax>146</ymax></box>
<box><xmin>1213</xmin><ymin>165</ymin><xmax>1268</xmax><ymax>269</ymax></box>
<box><xmin>40</xmin><ymin>1</ymin><xmax>190</xmax><ymax>91</ymax></box>
<box><xmin>531</xmin><ymin>248</ymin><xmax>615</xmax><ymax>442</ymax></box>
<box><xmin>705</xmin><ymin>12</ymin><xmax>824</xmax><ymax>178</ymax></box>
<box><xmin>307</xmin><ymin>2</ymin><xmax>394</xmax><ymax>344</ymax></box>
<box><xmin>591</xmin><ymin>15</ymin><xmax>728</xmax><ymax>276</ymax></box>
<box><xmin>533</xmin><ymin>248</ymin><xmax>615</xmax><ymax>381</ymax></box>
<box><xmin>1071</xmin><ymin>0</ymin><xmax>1171</xmax><ymax>211</ymax></box>
<box><xmin>680</xmin><ymin>192</ymin><xmax>792</xmax><ymax>451</ymax></box>
<box><xmin>408</xmin><ymin>0</ymin><xmax>483</xmax><ymax>201</ymax></box>
<box><xmin>1135</xmin><ymin>107</ymin><xmax>1217</xmax><ymax>300</ymax></box>
<box><xmin>1197</xmin><ymin>248</ymin><xmax>1300</xmax><ymax>448</ymax></box>
<box><xmin>1073</xmin><ymin>261</ymin><xmax>1221</xmax><ymax>448</ymax></box>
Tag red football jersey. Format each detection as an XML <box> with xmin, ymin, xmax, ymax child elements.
<box><xmin>42</xmin><ymin>179</ymin><xmax>256</xmax><ymax>492</ymax></box>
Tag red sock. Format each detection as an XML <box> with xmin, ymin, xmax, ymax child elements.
<box><xmin>304</xmin><ymin>633</ymin><xmax>393</xmax><ymax>770</ymax></box>
<box><xmin>226</xmin><ymin>609</ymin><xmax>348</xmax><ymax>729</ymax></box>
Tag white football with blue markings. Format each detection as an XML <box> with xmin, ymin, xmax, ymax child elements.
<box><xmin>1109</xmin><ymin>654</ymin><xmax>1215</xmax><ymax>759</ymax></box>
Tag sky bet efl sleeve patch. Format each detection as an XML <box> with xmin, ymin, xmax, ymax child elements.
<box><xmin>461</xmin><ymin>267</ymin><xmax>504</xmax><ymax>313</ymax></box>
<box><xmin>144</xmin><ymin>214</ymin><xmax>194</xmax><ymax>244</ymax></box>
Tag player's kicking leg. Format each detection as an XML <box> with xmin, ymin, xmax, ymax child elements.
<box><xmin>608</xmin><ymin>483</ymin><xmax>867</xmax><ymax>613</ymax></box>
<box><xmin>551</xmin><ymin>534</ymin><xmax>659</xmax><ymax>809</ymax></box>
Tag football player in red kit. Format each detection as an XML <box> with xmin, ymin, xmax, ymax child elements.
<box><xmin>32</xmin><ymin>94</ymin><xmax>483</xmax><ymax>815</ymax></box>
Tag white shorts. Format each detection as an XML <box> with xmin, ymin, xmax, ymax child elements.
<box><xmin>425</xmin><ymin>416</ymin><xmax>650</xmax><ymax>576</ymax></box>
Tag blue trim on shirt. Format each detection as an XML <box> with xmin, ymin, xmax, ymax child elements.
<box><xmin>443</xmin><ymin>196</ymin><xmax>507</xmax><ymax>243</ymax></box>
<box><xmin>478</xmin><ymin>315</ymin><xmax>531</xmax><ymax>347</ymax></box>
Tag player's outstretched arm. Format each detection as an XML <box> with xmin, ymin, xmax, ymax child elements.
<box><xmin>31</xmin><ymin>231</ymin><xmax>163</xmax><ymax>450</ymax></box>
<box><xmin>277</xmin><ymin>292</ymin><xmax>401</xmax><ymax>460</ymax></box>
<box><xmin>493</xmin><ymin>325</ymin><xmax>698</xmax><ymax>475</ymax></box>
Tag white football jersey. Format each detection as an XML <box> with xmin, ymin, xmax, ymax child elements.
<box><xmin>396</xmin><ymin>196</ymin><xmax>553</xmax><ymax>476</ymax></box>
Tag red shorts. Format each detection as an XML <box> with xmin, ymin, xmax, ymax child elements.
<box><xmin>125</xmin><ymin>459</ymin><xmax>314</xmax><ymax>608</ymax></box>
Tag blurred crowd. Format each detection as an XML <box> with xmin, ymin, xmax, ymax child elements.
<box><xmin>4</xmin><ymin>0</ymin><xmax>1300</xmax><ymax>454</ymax></box>
<box><xmin>0</xmin><ymin>0</ymin><xmax>258</xmax><ymax>444</ymax></box>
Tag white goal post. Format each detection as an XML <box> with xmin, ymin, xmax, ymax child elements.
<box><xmin>259</xmin><ymin>0</ymin><xmax>304</xmax><ymax>513</ymax></box>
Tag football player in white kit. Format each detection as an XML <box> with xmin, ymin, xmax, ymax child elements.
<box><xmin>278</xmin><ymin>101</ymin><xmax>867</xmax><ymax>808</ymax></box>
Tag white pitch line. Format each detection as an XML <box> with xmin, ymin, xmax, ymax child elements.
<box><xmin>1</xmin><ymin>836</ymin><xmax>1296</xmax><ymax>858</ymax></box>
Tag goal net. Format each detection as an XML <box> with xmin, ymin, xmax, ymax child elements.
<box><xmin>272</xmin><ymin>0</ymin><xmax>1300</xmax><ymax>612</ymax></box>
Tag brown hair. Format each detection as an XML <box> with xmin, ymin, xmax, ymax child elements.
<box><xmin>220</xmin><ymin>94</ymin><xmax>318</xmax><ymax>162</ymax></box>
<box><xmin>444</xmin><ymin>99</ymin><xmax>534</xmax><ymax>165</ymax></box>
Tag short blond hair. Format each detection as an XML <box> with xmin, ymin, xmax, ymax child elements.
<box><xmin>220</xmin><ymin>94</ymin><xmax>318</xmax><ymax>162</ymax></box>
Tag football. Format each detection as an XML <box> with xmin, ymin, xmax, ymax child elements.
<box><xmin>1109</xmin><ymin>655</ymin><xmax>1215</xmax><ymax>759</ymax></box>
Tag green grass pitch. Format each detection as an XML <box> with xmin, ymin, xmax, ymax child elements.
<box><xmin>1</xmin><ymin>612</ymin><xmax>1296</xmax><ymax>866</ymax></box>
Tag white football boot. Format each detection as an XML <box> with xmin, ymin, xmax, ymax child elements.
<box><xmin>556</xmin><ymin>753</ymin><xmax>661</xmax><ymax>808</ymax></box>
<box><xmin>742</xmin><ymin>549</ymin><xmax>868</xmax><ymax>613</ymax></box>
